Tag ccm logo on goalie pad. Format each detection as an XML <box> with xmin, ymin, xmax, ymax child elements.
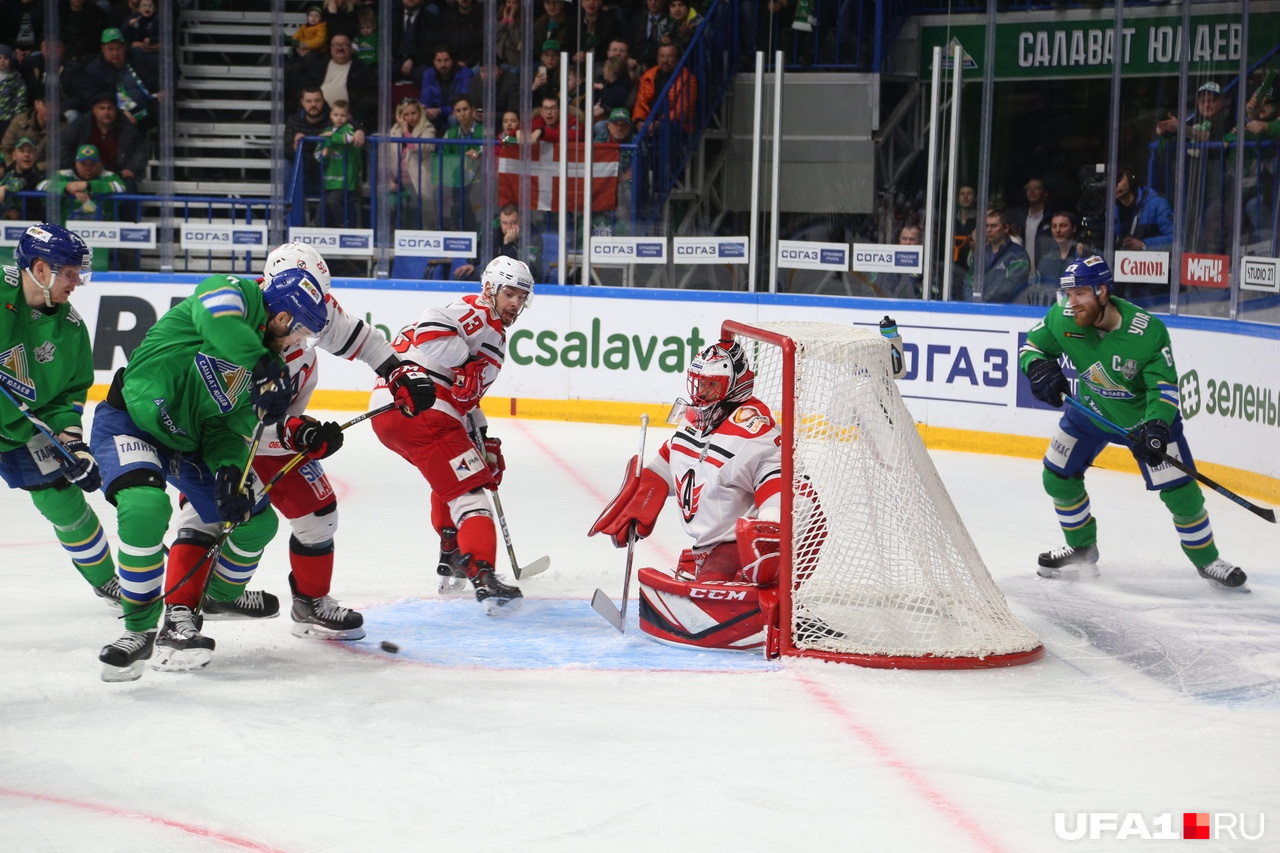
<box><xmin>449</xmin><ymin>447</ymin><xmax>487</xmax><ymax>482</ymax></box>
<box><xmin>689</xmin><ymin>588</ymin><xmax>749</xmax><ymax>600</ymax></box>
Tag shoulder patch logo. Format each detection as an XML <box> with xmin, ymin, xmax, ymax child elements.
<box><xmin>194</xmin><ymin>352</ymin><xmax>251</xmax><ymax>414</ymax></box>
<box><xmin>34</xmin><ymin>341</ymin><xmax>55</xmax><ymax>363</ymax></box>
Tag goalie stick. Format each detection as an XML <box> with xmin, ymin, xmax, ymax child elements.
<box><xmin>1063</xmin><ymin>395</ymin><xmax>1276</xmax><ymax>524</ymax></box>
<box><xmin>464</xmin><ymin>412</ymin><xmax>550</xmax><ymax>580</ymax></box>
<box><xmin>591</xmin><ymin>413</ymin><xmax>649</xmax><ymax>633</ymax></box>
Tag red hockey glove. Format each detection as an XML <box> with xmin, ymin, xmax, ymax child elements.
<box><xmin>449</xmin><ymin>358</ymin><xmax>487</xmax><ymax>412</ymax></box>
<box><xmin>589</xmin><ymin>459</ymin><xmax>667</xmax><ymax>548</ymax></box>
<box><xmin>482</xmin><ymin>435</ymin><xmax>505</xmax><ymax>490</ymax></box>
<box><xmin>278</xmin><ymin>415</ymin><xmax>344</xmax><ymax>459</ymax></box>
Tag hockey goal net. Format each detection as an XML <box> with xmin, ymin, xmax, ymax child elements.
<box><xmin>724</xmin><ymin>320</ymin><xmax>1043</xmax><ymax>669</ymax></box>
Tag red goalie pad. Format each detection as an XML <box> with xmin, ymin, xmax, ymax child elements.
<box><xmin>637</xmin><ymin>568</ymin><xmax>765</xmax><ymax>652</ymax></box>
<box><xmin>734</xmin><ymin>517</ymin><xmax>781</xmax><ymax>585</ymax></box>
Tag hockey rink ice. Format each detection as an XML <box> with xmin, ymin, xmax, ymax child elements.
<box><xmin>2</xmin><ymin>412</ymin><xmax>1277</xmax><ymax>852</ymax></box>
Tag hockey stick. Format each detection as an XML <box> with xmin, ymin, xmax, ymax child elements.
<box><xmin>0</xmin><ymin>382</ymin><xmax>87</xmax><ymax>468</ymax></box>
<box><xmin>591</xmin><ymin>414</ymin><xmax>649</xmax><ymax>633</ymax></box>
<box><xmin>465</xmin><ymin>412</ymin><xmax>551</xmax><ymax>580</ymax></box>
<box><xmin>143</xmin><ymin>403</ymin><xmax>402</xmax><ymax>616</ymax></box>
<box><xmin>1062</xmin><ymin>395</ymin><xmax>1276</xmax><ymax>523</ymax></box>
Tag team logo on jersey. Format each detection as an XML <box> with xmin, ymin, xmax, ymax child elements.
<box><xmin>0</xmin><ymin>344</ymin><xmax>35</xmax><ymax>401</ymax></box>
<box><xmin>194</xmin><ymin>352</ymin><xmax>251</xmax><ymax>414</ymax></box>
<box><xmin>676</xmin><ymin>469</ymin><xmax>703</xmax><ymax>523</ymax></box>
<box><xmin>731</xmin><ymin>404</ymin><xmax>769</xmax><ymax>434</ymax></box>
<box><xmin>1079</xmin><ymin>362</ymin><xmax>1134</xmax><ymax>400</ymax></box>
<box><xmin>1116</xmin><ymin>358</ymin><xmax>1138</xmax><ymax>380</ymax></box>
<box><xmin>34</xmin><ymin>341</ymin><xmax>55</xmax><ymax>363</ymax></box>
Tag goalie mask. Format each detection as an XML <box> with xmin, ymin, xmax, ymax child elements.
<box><xmin>672</xmin><ymin>340</ymin><xmax>755</xmax><ymax>433</ymax></box>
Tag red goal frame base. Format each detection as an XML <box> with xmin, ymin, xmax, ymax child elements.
<box><xmin>781</xmin><ymin>645</ymin><xmax>1046</xmax><ymax>670</ymax></box>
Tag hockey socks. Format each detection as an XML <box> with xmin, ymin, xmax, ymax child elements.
<box><xmin>115</xmin><ymin>485</ymin><xmax>172</xmax><ymax>632</ymax></box>
<box><xmin>204</xmin><ymin>510</ymin><xmax>279</xmax><ymax>603</ymax></box>
<box><xmin>30</xmin><ymin>486</ymin><xmax>115</xmax><ymax>588</ymax></box>
<box><xmin>455</xmin><ymin>515</ymin><xmax>498</xmax><ymax>573</ymax></box>
<box><xmin>163</xmin><ymin>539</ymin><xmax>216</xmax><ymax>609</ymax></box>
<box><xmin>1160</xmin><ymin>481</ymin><xmax>1219</xmax><ymax>568</ymax></box>
<box><xmin>1042</xmin><ymin>468</ymin><xmax>1096</xmax><ymax>549</ymax></box>
<box><xmin>288</xmin><ymin>535</ymin><xmax>335</xmax><ymax>599</ymax></box>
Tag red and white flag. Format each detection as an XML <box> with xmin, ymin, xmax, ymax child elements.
<box><xmin>498</xmin><ymin>142</ymin><xmax>619</xmax><ymax>212</ymax></box>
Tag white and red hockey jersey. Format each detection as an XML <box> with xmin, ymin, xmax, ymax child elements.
<box><xmin>369</xmin><ymin>293</ymin><xmax>506</xmax><ymax>426</ymax></box>
<box><xmin>260</xmin><ymin>293</ymin><xmax>397</xmax><ymax>457</ymax></box>
<box><xmin>649</xmin><ymin>397</ymin><xmax>783</xmax><ymax>551</ymax></box>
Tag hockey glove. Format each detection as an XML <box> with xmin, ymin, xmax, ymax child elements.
<box><xmin>214</xmin><ymin>466</ymin><xmax>256</xmax><ymax>523</ymax></box>
<box><xmin>1130</xmin><ymin>419</ymin><xmax>1170</xmax><ymax>467</ymax></box>
<box><xmin>279</xmin><ymin>415</ymin><xmax>344</xmax><ymax>459</ymax></box>
<box><xmin>482</xmin><ymin>435</ymin><xmax>505</xmax><ymax>490</ymax></box>
<box><xmin>385</xmin><ymin>361</ymin><xmax>436</xmax><ymax>417</ymax></box>
<box><xmin>250</xmin><ymin>355</ymin><xmax>293</xmax><ymax>424</ymax></box>
<box><xmin>590</xmin><ymin>466</ymin><xmax>667</xmax><ymax>548</ymax></box>
<box><xmin>57</xmin><ymin>437</ymin><xmax>101</xmax><ymax>493</ymax></box>
<box><xmin>448</xmin><ymin>358</ymin><xmax>487</xmax><ymax>412</ymax></box>
<box><xmin>1026</xmin><ymin>358</ymin><xmax>1069</xmax><ymax>407</ymax></box>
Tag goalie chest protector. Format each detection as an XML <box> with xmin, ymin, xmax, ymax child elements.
<box><xmin>637</xmin><ymin>568</ymin><xmax>765</xmax><ymax>652</ymax></box>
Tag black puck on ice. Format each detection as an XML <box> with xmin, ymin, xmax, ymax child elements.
<box><xmin>380</xmin><ymin>641</ymin><xmax>400</xmax><ymax>654</ymax></box>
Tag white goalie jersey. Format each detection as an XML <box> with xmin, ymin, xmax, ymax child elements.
<box><xmin>649</xmin><ymin>398</ymin><xmax>783</xmax><ymax>551</ymax></box>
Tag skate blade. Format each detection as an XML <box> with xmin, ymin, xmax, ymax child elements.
<box><xmin>290</xmin><ymin>622</ymin><xmax>367</xmax><ymax>641</ymax></box>
<box><xmin>481</xmin><ymin>596</ymin><xmax>524</xmax><ymax>617</ymax></box>
<box><xmin>101</xmin><ymin>660</ymin><xmax>148</xmax><ymax>683</ymax></box>
<box><xmin>1204</xmin><ymin>579</ymin><xmax>1252</xmax><ymax>594</ymax></box>
<box><xmin>437</xmin><ymin>576</ymin><xmax>471</xmax><ymax>596</ymax></box>
<box><xmin>151</xmin><ymin>647</ymin><xmax>213</xmax><ymax>672</ymax></box>
<box><xmin>201</xmin><ymin>611</ymin><xmax>279</xmax><ymax>621</ymax></box>
<box><xmin>1036</xmin><ymin>564</ymin><xmax>1101</xmax><ymax>580</ymax></box>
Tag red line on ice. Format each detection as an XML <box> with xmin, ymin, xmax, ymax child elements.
<box><xmin>792</xmin><ymin>672</ymin><xmax>1013</xmax><ymax>853</ymax></box>
<box><xmin>0</xmin><ymin>787</ymin><xmax>296</xmax><ymax>853</ymax></box>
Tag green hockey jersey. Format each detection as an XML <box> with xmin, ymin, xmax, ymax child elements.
<box><xmin>121</xmin><ymin>273</ymin><xmax>278</xmax><ymax>472</ymax></box>
<box><xmin>0</xmin><ymin>263</ymin><xmax>93</xmax><ymax>452</ymax></box>
<box><xmin>1019</xmin><ymin>296</ymin><xmax>1181</xmax><ymax>432</ymax></box>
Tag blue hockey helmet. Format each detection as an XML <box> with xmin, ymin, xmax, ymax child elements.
<box><xmin>15</xmin><ymin>224</ymin><xmax>93</xmax><ymax>305</ymax></box>
<box><xmin>1059</xmin><ymin>255</ymin><xmax>1112</xmax><ymax>296</ymax></box>
<box><xmin>261</xmin><ymin>267</ymin><xmax>328</xmax><ymax>336</ymax></box>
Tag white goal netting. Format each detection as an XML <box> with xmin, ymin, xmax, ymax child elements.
<box><xmin>735</xmin><ymin>321</ymin><xmax>1042</xmax><ymax>666</ymax></box>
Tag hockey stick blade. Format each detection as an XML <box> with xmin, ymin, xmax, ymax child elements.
<box><xmin>591</xmin><ymin>587</ymin><xmax>626</xmax><ymax>633</ymax></box>
<box><xmin>1063</xmin><ymin>396</ymin><xmax>1276</xmax><ymax>524</ymax></box>
<box><xmin>515</xmin><ymin>555</ymin><xmax>552</xmax><ymax>581</ymax></box>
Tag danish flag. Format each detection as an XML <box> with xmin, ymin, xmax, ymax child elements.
<box><xmin>497</xmin><ymin>142</ymin><xmax>619</xmax><ymax>212</ymax></box>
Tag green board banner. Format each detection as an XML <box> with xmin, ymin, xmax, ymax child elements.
<box><xmin>919</xmin><ymin>13</ymin><xmax>1280</xmax><ymax>80</ymax></box>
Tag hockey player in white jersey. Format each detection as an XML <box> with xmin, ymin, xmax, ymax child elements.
<box><xmin>370</xmin><ymin>255</ymin><xmax>532</xmax><ymax>616</ymax></box>
<box><xmin>590</xmin><ymin>339</ymin><xmax>805</xmax><ymax>651</ymax></box>
<box><xmin>162</xmin><ymin>243</ymin><xmax>436</xmax><ymax>647</ymax></box>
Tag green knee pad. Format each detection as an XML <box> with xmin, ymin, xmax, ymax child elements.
<box><xmin>30</xmin><ymin>486</ymin><xmax>116</xmax><ymax>587</ymax></box>
<box><xmin>30</xmin><ymin>483</ymin><xmax>91</xmax><ymax>527</ymax></box>
<box><xmin>1042</xmin><ymin>467</ymin><xmax>1086</xmax><ymax>503</ymax></box>
<box><xmin>1159</xmin><ymin>480</ymin><xmax>1206</xmax><ymax>518</ymax></box>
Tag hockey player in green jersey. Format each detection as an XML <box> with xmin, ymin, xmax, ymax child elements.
<box><xmin>1019</xmin><ymin>255</ymin><xmax>1246</xmax><ymax>589</ymax></box>
<box><xmin>90</xmin><ymin>267</ymin><xmax>328</xmax><ymax>682</ymax></box>
<box><xmin>0</xmin><ymin>224</ymin><xmax>120</xmax><ymax>605</ymax></box>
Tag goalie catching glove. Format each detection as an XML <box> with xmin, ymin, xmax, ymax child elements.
<box><xmin>588</xmin><ymin>455</ymin><xmax>667</xmax><ymax>548</ymax></box>
<box><xmin>278</xmin><ymin>415</ymin><xmax>344</xmax><ymax>459</ymax></box>
<box><xmin>384</xmin><ymin>361</ymin><xmax>435</xmax><ymax>417</ymax></box>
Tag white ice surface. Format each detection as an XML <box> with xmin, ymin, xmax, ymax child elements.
<box><xmin>2</xmin><ymin>412</ymin><xmax>1278</xmax><ymax>852</ymax></box>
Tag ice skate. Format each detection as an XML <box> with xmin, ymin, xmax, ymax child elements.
<box><xmin>1197</xmin><ymin>558</ymin><xmax>1248</xmax><ymax>590</ymax></box>
<box><xmin>457</xmin><ymin>554</ymin><xmax>523</xmax><ymax>616</ymax></box>
<box><xmin>153</xmin><ymin>605</ymin><xmax>215</xmax><ymax>672</ymax></box>
<box><xmin>1036</xmin><ymin>544</ymin><xmax>1100</xmax><ymax>579</ymax></box>
<box><xmin>289</xmin><ymin>574</ymin><xmax>365</xmax><ymax>640</ymax></box>
<box><xmin>93</xmin><ymin>576</ymin><xmax>122</xmax><ymax>608</ymax></box>
<box><xmin>99</xmin><ymin>630</ymin><xmax>156</xmax><ymax>682</ymax></box>
<box><xmin>202</xmin><ymin>589</ymin><xmax>280</xmax><ymax>620</ymax></box>
<box><xmin>436</xmin><ymin>527</ymin><xmax>469</xmax><ymax>595</ymax></box>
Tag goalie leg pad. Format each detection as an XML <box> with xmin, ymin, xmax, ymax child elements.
<box><xmin>637</xmin><ymin>567</ymin><xmax>765</xmax><ymax>651</ymax></box>
<box><xmin>734</xmin><ymin>517</ymin><xmax>781</xmax><ymax>585</ymax></box>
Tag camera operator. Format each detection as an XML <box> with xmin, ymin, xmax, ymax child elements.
<box><xmin>1113</xmin><ymin>165</ymin><xmax>1173</xmax><ymax>253</ymax></box>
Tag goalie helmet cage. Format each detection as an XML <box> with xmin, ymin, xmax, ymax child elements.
<box><xmin>722</xmin><ymin>320</ymin><xmax>1044</xmax><ymax>669</ymax></box>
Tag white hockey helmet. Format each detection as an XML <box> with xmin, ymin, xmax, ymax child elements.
<box><xmin>480</xmin><ymin>255</ymin><xmax>535</xmax><ymax>308</ymax></box>
<box><xmin>264</xmin><ymin>242</ymin><xmax>332</xmax><ymax>296</ymax></box>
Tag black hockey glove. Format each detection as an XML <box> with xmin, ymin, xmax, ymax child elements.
<box><xmin>250</xmin><ymin>355</ymin><xmax>293</xmax><ymax>424</ymax></box>
<box><xmin>385</xmin><ymin>361</ymin><xmax>436</xmax><ymax>417</ymax></box>
<box><xmin>279</xmin><ymin>415</ymin><xmax>344</xmax><ymax>459</ymax></box>
<box><xmin>1130</xmin><ymin>419</ymin><xmax>1170</xmax><ymax>467</ymax></box>
<box><xmin>1026</xmin><ymin>359</ymin><xmax>1069</xmax><ymax>407</ymax></box>
<box><xmin>214</xmin><ymin>466</ymin><xmax>255</xmax><ymax>523</ymax></box>
<box><xmin>58</xmin><ymin>438</ymin><xmax>101</xmax><ymax>492</ymax></box>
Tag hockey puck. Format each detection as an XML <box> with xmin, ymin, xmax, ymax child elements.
<box><xmin>380</xmin><ymin>641</ymin><xmax>400</xmax><ymax>654</ymax></box>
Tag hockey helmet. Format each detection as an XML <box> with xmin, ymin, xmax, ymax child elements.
<box><xmin>261</xmin><ymin>268</ymin><xmax>328</xmax><ymax>337</ymax></box>
<box><xmin>264</xmin><ymin>241</ymin><xmax>332</xmax><ymax>296</ymax></box>
<box><xmin>15</xmin><ymin>223</ymin><xmax>93</xmax><ymax>306</ymax></box>
<box><xmin>683</xmin><ymin>340</ymin><xmax>755</xmax><ymax>433</ymax></box>
<box><xmin>481</xmin><ymin>255</ymin><xmax>535</xmax><ymax>308</ymax></box>
<box><xmin>1058</xmin><ymin>255</ymin><xmax>1112</xmax><ymax>299</ymax></box>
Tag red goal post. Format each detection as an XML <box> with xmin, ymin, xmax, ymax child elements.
<box><xmin>723</xmin><ymin>320</ymin><xmax>1044</xmax><ymax>669</ymax></box>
